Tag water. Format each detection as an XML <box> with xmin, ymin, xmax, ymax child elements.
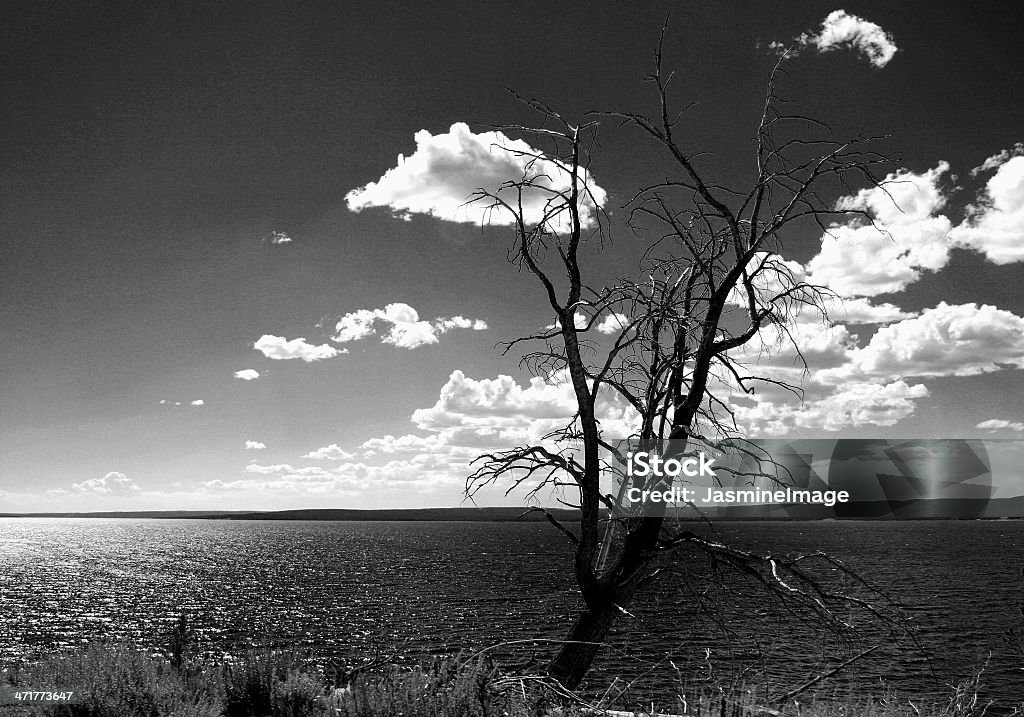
<box><xmin>0</xmin><ymin>518</ymin><xmax>1021</xmax><ymax>706</ymax></box>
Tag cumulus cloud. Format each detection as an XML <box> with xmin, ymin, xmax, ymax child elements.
<box><xmin>411</xmin><ymin>369</ymin><xmax>640</xmax><ymax>446</ymax></box>
<box><xmin>332</xmin><ymin>309</ymin><xmax>377</xmax><ymax>343</ymax></box>
<box><xmin>254</xmin><ymin>335</ymin><xmax>343</xmax><ymax>362</ymax></box>
<box><xmin>234</xmin><ymin>369</ymin><xmax>261</xmax><ymax>381</ymax></box>
<box><xmin>715</xmin><ymin>313</ymin><xmax>925</xmax><ymax>434</ymax></box>
<box><xmin>252</xmin><ymin>369</ymin><xmax>638</xmax><ymax>498</ymax></box>
<box><xmin>345</xmin><ymin>122</ymin><xmax>607</xmax><ymax>231</ymax></box>
<box><xmin>977</xmin><ymin>419</ymin><xmax>1024</xmax><ymax>433</ymax></box>
<box><xmin>245</xmin><ymin>440</ymin><xmax>267</xmax><ymax>450</ymax></box>
<box><xmin>596</xmin><ymin>313</ymin><xmax>630</xmax><ymax>335</ymax></box>
<box><xmin>238</xmin><ymin>456</ymin><xmax>466</xmax><ymax>493</ymax></box>
<box><xmin>725</xmin><ymin>252</ymin><xmax>814</xmax><ymax>310</ymax></box>
<box><xmin>361</xmin><ymin>433</ymin><xmax>447</xmax><ymax>455</ymax></box>
<box><xmin>788</xmin><ymin>10</ymin><xmax>898</xmax><ymax>68</ymax></box>
<box><xmin>734</xmin><ymin>380</ymin><xmax>928</xmax><ymax>435</ymax></box>
<box><xmin>806</xmin><ymin>163</ymin><xmax>953</xmax><ymax>296</ymax></box>
<box><xmin>330</xmin><ymin>303</ymin><xmax>487</xmax><ymax>350</ymax></box>
<box><xmin>830</xmin><ymin>298</ymin><xmax>917</xmax><ymax>324</ymax></box>
<box><xmin>434</xmin><ymin>316</ymin><xmax>489</xmax><ymax>332</ymax></box>
<box><xmin>73</xmin><ymin>472</ymin><xmax>141</xmax><ymax>496</ymax></box>
<box><xmin>245</xmin><ymin>463</ymin><xmax>335</xmax><ymax>478</ymax></box>
<box><xmin>241</xmin><ymin>464</ymin><xmax>343</xmax><ymax>491</ymax></box>
<box><xmin>412</xmin><ymin>370</ymin><xmax>577</xmax><ymax>432</ymax></box>
<box><xmin>950</xmin><ymin>156</ymin><xmax>1024</xmax><ymax>264</ymax></box>
<box><xmin>723</xmin><ymin>300</ymin><xmax>1024</xmax><ymax>435</ymax></box>
<box><xmin>800</xmin><ymin>151</ymin><xmax>1024</xmax><ymax>299</ymax></box>
<box><xmin>970</xmin><ymin>143</ymin><xmax>1024</xmax><ymax>178</ymax></box>
<box><xmin>721</xmin><ymin>253</ymin><xmax>913</xmax><ymax>329</ymax></box>
<box><xmin>545</xmin><ymin>313</ymin><xmax>589</xmax><ymax>332</ymax></box>
<box><xmin>834</xmin><ymin>302</ymin><xmax>1024</xmax><ymax>381</ymax></box>
<box><xmin>302</xmin><ymin>444</ymin><xmax>355</xmax><ymax>460</ymax></box>
<box><xmin>378</xmin><ymin>303</ymin><xmax>447</xmax><ymax>349</ymax></box>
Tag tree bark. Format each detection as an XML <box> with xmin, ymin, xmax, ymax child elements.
<box><xmin>546</xmin><ymin>518</ymin><xmax>659</xmax><ymax>690</ymax></box>
<box><xmin>546</xmin><ymin>597</ymin><xmax>623</xmax><ymax>689</ymax></box>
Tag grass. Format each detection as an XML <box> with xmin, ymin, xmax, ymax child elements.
<box><xmin>1</xmin><ymin>642</ymin><xmax>1020</xmax><ymax>717</ymax></box>
<box><xmin>0</xmin><ymin>644</ymin><xmax>560</xmax><ymax>717</ymax></box>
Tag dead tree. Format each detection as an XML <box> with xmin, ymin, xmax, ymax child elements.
<box><xmin>466</xmin><ymin>35</ymin><xmax>898</xmax><ymax>690</ymax></box>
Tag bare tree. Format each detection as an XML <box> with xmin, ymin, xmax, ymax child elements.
<box><xmin>467</xmin><ymin>34</ymin><xmax>897</xmax><ymax>690</ymax></box>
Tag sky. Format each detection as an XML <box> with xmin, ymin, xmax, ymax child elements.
<box><xmin>3</xmin><ymin>1</ymin><xmax>1024</xmax><ymax>511</ymax></box>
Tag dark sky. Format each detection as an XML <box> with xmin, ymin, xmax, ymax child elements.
<box><xmin>3</xmin><ymin>1</ymin><xmax>1024</xmax><ymax>510</ymax></box>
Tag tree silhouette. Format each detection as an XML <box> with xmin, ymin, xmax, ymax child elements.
<box><xmin>466</xmin><ymin>32</ymin><xmax>900</xmax><ymax>689</ymax></box>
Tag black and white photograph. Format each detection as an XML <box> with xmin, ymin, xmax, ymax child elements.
<box><xmin>2</xmin><ymin>2</ymin><xmax>1023</xmax><ymax>714</ymax></box>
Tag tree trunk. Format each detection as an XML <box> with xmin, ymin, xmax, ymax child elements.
<box><xmin>547</xmin><ymin>512</ymin><xmax>665</xmax><ymax>689</ymax></box>
<box><xmin>546</xmin><ymin>598</ymin><xmax>622</xmax><ymax>689</ymax></box>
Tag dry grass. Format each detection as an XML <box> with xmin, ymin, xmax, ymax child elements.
<box><xmin>1</xmin><ymin>642</ymin><xmax>1019</xmax><ymax>717</ymax></box>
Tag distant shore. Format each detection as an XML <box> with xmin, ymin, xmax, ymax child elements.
<box><xmin>2</xmin><ymin>498</ymin><xmax>1023</xmax><ymax>521</ymax></box>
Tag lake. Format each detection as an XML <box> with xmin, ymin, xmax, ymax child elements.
<box><xmin>0</xmin><ymin>518</ymin><xmax>1021</xmax><ymax>706</ymax></box>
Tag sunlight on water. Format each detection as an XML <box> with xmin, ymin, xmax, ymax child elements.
<box><xmin>0</xmin><ymin>518</ymin><xmax>1021</xmax><ymax>703</ymax></box>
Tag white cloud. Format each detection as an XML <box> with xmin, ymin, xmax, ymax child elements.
<box><xmin>245</xmin><ymin>440</ymin><xmax>267</xmax><ymax>450</ymax></box>
<box><xmin>333</xmin><ymin>309</ymin><xmax>378</xmax><ymax>343</ymax></box>
<box><xmin>190</xmin><ymin>399</ymin><xmax>204</xmax><ymax>406</ymax></box>
<box><xmin>725</xmin><ymin>252</ymin><xmax>814</xmax><ymax>310</ymax></box>
<box><xmin>723</xmin><ymin>301</ymin><xmax>1024</xmax><ymax>435</ymax></box>
<box><xmin>361</xmin><ymin>433</ymin><xmax>447</xmax><ymax>455</ymax></box>
<box><xmin>234</xmin><ymin>369</ymin><xmax>261</xmax><ymax>381</ymax></box>
<box><xmin>330</xmin><ymin>303</ymin><xmax>487</xmax><ymax>350</ymax></box>
<box><xmin>799</xmin><ymin>150</ymin><xmax>1024</xmax><ymax>301</ymax></box>
<box><xmin>545</xmin><ymin>313</ymin><xmax>589</xmax><ymax>332</ymax></box>
<box><xmin>721</xmin><ymin>300</ymin><xmax>1024</xmax><ymax>435</ymax></box>
<box><xmin>809</xmin><ymin>381</ymin><xmax>929</xmax><ymax>429</ymax></box>
<box><xmin>410</xmin><ymin>369</ymin><xmax>640</xmax><ymax>449</ymax></box>
<box><xmin>792</xmin><ymin>10</ymin><xmax>898</xmax><ymax>68</ymax></box>
<box><xmin>829</xmin><ymin>297</ymin><xmax>917</xmax><ymax>324</ymax></box>
<box><xmin>378</xmin><ymin>303</ymin><xmax>443</xmax><ymax>349</ymax></box>
<box><xmin>242</xmin><ymin>464</ymin><xmax>340</xmax><ymax>489</ymax></box>
<box><xmin>596</xmin><ymin>313</ymin><xmax>630</xmax><ymax>335</ymax></box>
<box><xmin>734</xmin><ymin>380</ymin><xmax>928</xmax><ymax>434</ymax></box>
<box><xmin>345</xmin><ymin>122</ymin><xmax>607</xmax><ymax>231</ymax></box>
<box><xmin>434</xmin><ymin>316</ymin><xmax>489</xmax><ymax>332</ymax></box>
<box><xmin>970</xmin><ymin>143</ymin><xmax>1024</xmax><ymax>178</ymax></box>
<box><xmin>329</xmin><ymin>455</ymin><xmax>468</xmax><ymax>488</ymax></box>
<box><xmin>727</xmin><ymin>311</ymin><xmax>857</xmax><ymax>381</ymax></box>
<box><xmin>238</xmin><ymin>457</ymin><xmax>465</xmax><ymax>493</ymax></box>
<box><xmin>245</xmin><ymin>463</ymin><xmax>331</xmax><ymax>476</ymax></box>
<box><xmin>412</xmin><ymin>370</ymin><xmax>578</xmax><ymax>432</ymax></box>
<box><xmin>977</xmin><ymin>419</ymin><xmax>1024</xmax><ymax>433</ymax></box>
<box><xmin>835</xmin><ymin>302</ymin><xmax>1024</xmax><ymax>381</ymax></box>
<box><xmin>253</xmin><ymin>335</ymin><xmax>343</xmax><ymax>362</ymax></box>
<box><xmin>73</xmin><ymin>472</ymin><xmax>141</xmax><ymax>496</ymax></box>
<box><xmin>806</xmin><ymin>163</ymin><xmax>953</xmax><ymax>297</ymax></box>
<box><xmin>302</xmin><ymin>444</ymin><xmax>355</xmax><ymax>460</ymax></box>
<box><xmin>950</xmin><ymin>156</ymin><xmax>1024</xmax><ymax>264</ymax></box>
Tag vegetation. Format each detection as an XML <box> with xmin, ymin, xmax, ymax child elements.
<box><xmin>2</xmin><ymin>641</ymin><xmax>1019</xmax><ymax>717</ymax></box>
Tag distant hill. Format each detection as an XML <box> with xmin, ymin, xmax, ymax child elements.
<box><xmin>2</xmin><ymin>498</ymin><xmax>1022</xmax><ymax>521</ymax></box>
<box><xmin>983</xmin><ymin>495</ymin><xmax>1024</xmax><ymax>518</ymax></box>
<box><xmin>656</xmin><ymin>495</ymin><xmax>1024</xmax><ymax>520</ymax></box>
<box><xmin>0</xmin><ymin>510</ymin><xmax>252</xmax><ymax>519</ymax></box>
<box><xmin>0</xmin><ymin>507</ymin><xmax>582</xmax><ymax>522</ymax></box>
<box><xmin>220</xmin><ymin>507</ymin><xmax>582</xmax><ymax>522</ymax></box>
